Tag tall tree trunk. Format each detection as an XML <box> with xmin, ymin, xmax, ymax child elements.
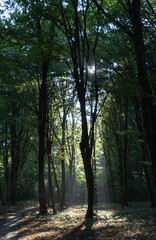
<box><xmin>80</xmin><ymin>142</ymin><xmax>94</xmax><ymax>217</ymax></box>
<box><xmin>131</xmin><ymin>0</ymin><xmax>156</xmax><ymax>185</ymax></box>
<box><xmin>10</xmin><ymin>122</ymin><xmax>17</xmax><ymax>206</ymax></box>
<box><xmin>141</xmin><ymin>143</ymin><xmax>155</xmax><ymax>207</ymax></box>
<box><xmin>60</xmin><ymin>0</ymin><xmax>97</xmax><ymax>217</ymax></box>
<box><xmin>100</xmin><ymin>126</ymin><xmax>116</xmax><ymax>203</ymax></box>
<box><xmin>80</xmin><ymin>100</ymin><xmax>94</xmax><ymax>217</ymax></box>
<box><xmin>48</xmin><ymin>159</ymin><xmax>56</xmax><ymax>213</ymax></box>
<box><xmin>3</xmin><ymin>123</ymin><xmax>9</xmax><ymax>203</ymax></box>
<box><xmin>123</xmin><ymin>98</ymin><xmax>129</xmax><ymax>206</ymax></box>
<box><xmin>105</xmin><ymin>164</ymin><xmax>111</xmax><ymax>203</ymax></box>
<box><xmin>92</xmin><ymin>0</ymin><xmax>156</xmax><ymax>188</ymax></box>
<box><xmin>51</xmin><ymin>157</ymin><xmax>61</xmax><ymax>205</ymax></box>
<box><xmin>106</xmin><ymin>150</ymin><xmax>116</xmax><ymax>203</ymax></box>
<box><xmin>61</xmin><ymin>108</ymin><xmax>66</xmax><ymax>208</ymax></box>
<box><xmin>0</xmin><ymin>181</ymin><xmax>5</xmax><ymax>205</ymax></box>
<box><xmin>117</xmin><ymin>146</ymin><xmax>124</xmax><ymax>207</ymax></box>
<box><xmin>134</xmin><ymin>97</ymin><xmax>155</xmax><ymax>207</ymax></box>
<box><xmin>71</xmin><ymin>111</ymin><xmax>76</xmax><ymax>203</ymax></box>
<box><xmin>92</xmin><ymin>125</ymin><xmax>97</xmax><ymax>203</ymax></box>
<box><xmin>47</xmin><ymin>134</ymin><xmax>56</xmax><ymax>213</ymax></box>
<box><xmin>38</xmin><ymin>59</ymin><xmax>49</xmax><ymax>215</ymax></box>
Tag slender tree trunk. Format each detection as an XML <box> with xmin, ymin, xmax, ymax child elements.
<box><xmin>69</xmin><ymin>158</ymin><xmax>76</xmax><ymax>204</ymax></box>
<box><xmin>38</xmin><ymin>59</ymin><xmax>49</xmax><ymax>215</ymax></box>
<box><xmin>10</xmin><ymin>122</ymin><xmax>17</xmax><ymax>206</ymax></box>
<box><xmin>92</xmin><ymin>125</ymin><xmax>97</xmax><ymax>203</ymax></box>
<box><xmin>46</xmin><ymin>109</ymin><xmax>56</xmax><ymax>213</ymax></box>
<box><xmin>60</xmin><ymin>0</ymin><xmax>97</xmax><ymax>217</ymax></box>
<box><xmin>48</xmin><ymin>158</ymin><xmax>56</xmax><ymax>213</ymax></box>
<box><xmin>114</xmin><ymin>129</ymin><xmax>125</xmax><ymax>207</ymax></box>
<box><xmin>134</xmin><ymin>98</ymin><xmax>155</xmax><ymax>207</ymax></box>
<box><xmin>123</xmin><ymin>98</ymin><xmax>129</xmax><ymax>206</ymax></box>
<box><xmin>92</xmin><ymin>0</ymin><xmax>156</xmax><ymax>188</ymax></box>
<box><xmin>80</xmin><ymin>102</ymin><xmax>94</xmax><ymax>217</ymax></box>
<box><xmin>61</xmin><ymin>108</ymin><xmax>66</xmax><ymax>207</ymax></box>
<box><xmin>46</xmin><ymin>131</ymin><xmax>56</xmax><ymax>213</ymax></box>
<box><xmin>141</xmin><ymin>143</ymin><xmax>155</xmax><ymax>207</ymax></box>
<box><xmin>3</xmin><ymin>123</ymin><xmax>9</xmax><ymax>203</ymax></box>
<box><xmin>71</xmin><ymin>111</ymin><xmax>76</xmax><ymax>203</ymax></box>
<box><xmin>51</xmin><ymin>157</ymin><xmax>61</xmax><ymax>205</ymax></box>
<box><xmin>107</xmin><ymin>150</ymin><xmax>116</xmax><ymax>203</ymax></box>
<box><xmin>105</xmin><ymin>164</ymin><xmax>111</xmax><ymax>203</ymax></box>
<box><xmin>118</xmin><ymin>153</ymin><xmax>124</xmax><ymax>207</ymax></box>
<box><xmin>80</xmin><ymin>143</ymin><xmax>94</xmax><ymax>218</ymax></box>
<box><xmin>100</xmin><ymin>126</ymin><xmax>116</xmax><ymax>203</ymax></box>
<box><xmin>0</xmin><ymin>181</ymin><xmax>5</xmax><ymax>205</ymax></box>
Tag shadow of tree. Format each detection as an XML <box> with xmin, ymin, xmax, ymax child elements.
<box><xmin>56</xmin><ymin>218</ymin><xmax>95</xmax><ymax>240</ymax></box>
<box><xmin>56</xmin><ymin>223</ymin><xmax>153</xmax><ymax>240</ymax></box>
<box><xmin>1</xmin><ymin>204</ymin><xmax>156</xmax><ymax>240</ymax></box>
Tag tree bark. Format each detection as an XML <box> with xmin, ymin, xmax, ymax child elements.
<box><xmin>130</xmin><ymin>0</ymin><xmax>156</xmax><ymax>186</ymax></box>
<box><xmin>134</xmin><ymin>96</ymin><xmax>155</xmax><ymax>207</ymax></box>
<box><xmin>141</xmin><ymin>144</ymin><xmax>155</xmax><ymax>207</ymax></box>
<box><xmin>71</xmin><ymin>111</ymin><xmax>76</xmax><ymax>203</ymax></box>
<box><xmin>60</xmin><ymin>0</ymin><xmax>98</xmax><ymax>217</ymax></box>
<box><xmin>61</xmin><ymin>108</ymin><xmax>66</xmax><ymax>208</ymax></box>
<box><xmin>10</xmin><ymin>122</ymin><xmax>17</xmax><ymax>205</ymax></box>
<box><xmin>105</xmin><ymin>149</ymin><xmax>116</xmax><ymax>203</ymax></box>
<box><xmin>51</xmin><ymin>157</ymin><xmax>61</xmax><ymax>205</ymax></box>
<box><xmin>38</xmin><ymin>59</ymin><xmax>49</xmax><ymax>215</ymax></box>
<box><xmin>123</xmin><ymin>98</ymin><xmax>129</xmax><ymax>206</ymax></box>
<box><xmin>80</xmin><ymin>105</ymin><xmax>94</xmax><ymax>217</ymax></box>
<box><xmin>3</xmin><ymin>122</ymin><xmax>9</xmax><ymax>203</ymax></box>
<box><xmin>92</xmin><ymin>0</ymin><xmax>156</xmax><ymax>188</ymax></box>
<box><xmin>48</xmin><ymin>158</ymin><xmax>56</xmax><ymax>213</ymax></box>
<box><xmin>0</xmin><ymin>181</ymin><xmax>5</xmax><ymax>205</ymax></box>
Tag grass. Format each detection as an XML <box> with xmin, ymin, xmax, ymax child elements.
<box><xmin>101</xmin><ymin>201</ymin><xmax>156</xmax><ymax>219</ymax></box>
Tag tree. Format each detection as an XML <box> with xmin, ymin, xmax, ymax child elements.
<box><xmin>92</xmin><ymin>0</ymin><xmax>156</xmax><ymax>186</ymax></box>
<box><xmin>56</xmin><ymin>0</ymin><xmax>101</xmax><ymax>217</ymax></box>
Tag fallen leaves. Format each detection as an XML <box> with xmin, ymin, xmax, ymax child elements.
<box><xmin>0</xmin><ymin>204</ymin><xmax>156</xmax><ymax>240</ymax></box>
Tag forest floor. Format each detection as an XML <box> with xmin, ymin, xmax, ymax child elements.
<box><xmin>0</xmin><ymin>202</ymin><xmax>156</xmax><ymax>240</ymax></box>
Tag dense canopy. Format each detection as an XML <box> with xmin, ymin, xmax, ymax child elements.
<box><xmin>0</xmin><ymin>0</ymin><xmax>156</xmax><ymax>220</ymax></box>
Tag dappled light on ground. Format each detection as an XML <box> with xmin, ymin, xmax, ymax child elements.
<box><xmin>0</xmin><ymin>204</ymin><xmax>156</xmax><ymax>239</ymax></box>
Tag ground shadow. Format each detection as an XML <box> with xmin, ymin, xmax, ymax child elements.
<box><xmin>56</xmin><ymin>217</ymin><xmax>95</xmax><ymax>240</ymax></box>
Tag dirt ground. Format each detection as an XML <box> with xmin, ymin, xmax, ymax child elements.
<box><xmin>0</xmin><ymin>204</ymin><xmax>156</xmax><ymax>240</ymax></box>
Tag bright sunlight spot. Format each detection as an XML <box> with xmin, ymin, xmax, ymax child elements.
<box><xmin>88</xmin><ymin>65</ymin><xmax>95</xmax><ymax>74</ymax></box>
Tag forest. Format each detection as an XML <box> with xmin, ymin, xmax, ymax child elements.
<box><xmin>0</xmin><ymin>0</ymin><xmax>156</xmax><ymax>239</ymax></box>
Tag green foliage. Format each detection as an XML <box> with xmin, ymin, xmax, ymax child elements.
<box><xmin>0</xmin><ymin>0</ymin><xmax>155</xmax><ymax>209</ymax></box>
